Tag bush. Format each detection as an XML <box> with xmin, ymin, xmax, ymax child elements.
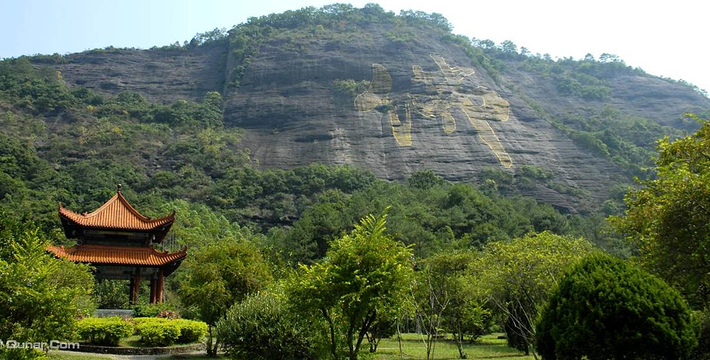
<box><xmin>536</xmin><ymin>254</ymin><xmax>698</xmax><ymax>360</ymax></box>
<box><xmin>217</xmin><ymin>292</ymin><xmax>316</xmax><ymax>360</ymax></box>
<box><xmin>76</xmin><ymin>317</ymin><xmax>134</xmax><ymax>346</ymax></box>
<box><xmin>135</xmin><ymin>318</ymin><xmax>181</xmax><ymax>347</ymax></box>
<box><xmin>174</xmin><ymin>319</ymin><xmax>208</xmax><ymax>343</ymax></box>
<box><xmin>132</xmin><ymin>317</ymin><xmax>160</xmax><ymax>328</ymax></box>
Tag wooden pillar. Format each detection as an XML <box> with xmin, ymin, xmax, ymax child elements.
<box><xmin>131</xmin><ymin>268</ymin><xmax>141</xmax><ymax>305</ymax></box>
<box><xmin>149</xmin><ymin>276</ymin><xmax>157</xmax><ymax>304</ymax></box>
<box><xmin>128</xmin><ymin>277</ymin><xmax>134</xmax><ymax>305</ymax></box>
<box><xmin>156</xmin><ymin>268</ymin><xmax>164</xmax><ymax>303</ymax></box>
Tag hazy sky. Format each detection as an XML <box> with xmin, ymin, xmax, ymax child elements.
<box><xmin>1</xmin><ymin>0</ymin><xmax>708</xmax><ymax>93</ymax></box>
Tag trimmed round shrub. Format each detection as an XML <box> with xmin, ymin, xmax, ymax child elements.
<box><xmin>132</xmin><ymin>317</ymin><xmax>207</xmax><ymax>345</ymax></box>
<box><xmin>536</xmin><ymin>254</ymin><xmax>698</xmax><ymax>360</ymax></box>
<box><xmin>174</xmin><ymin>319</ymin><xmax>208</xmax><ymax>343</ymax></box>
<box><xmin>135</xmin><ymin>318</ymin><xmax>181</xmax><ymax>347</ymax></box>
<box><xmin>76</xmin><ymin>317</ymin><xmax>134</xmax><ymax>346</ymax></box>
<box><xmin>217</xmin><ymin>291</ymin><xmax>316</xmax><ymax>360</ymax></box>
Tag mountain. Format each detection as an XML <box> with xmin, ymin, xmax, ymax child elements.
<box><xmin>4</xmin><ymin>4</ymin><xmax>710</xmax><ymax>217</ymax></box>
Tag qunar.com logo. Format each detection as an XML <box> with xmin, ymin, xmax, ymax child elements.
<box><xmin>0</xmin><ymin>339</ymin><xmax>80</xmax><ymax>350</ymax></box>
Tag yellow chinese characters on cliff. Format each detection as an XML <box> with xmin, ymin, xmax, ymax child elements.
<box><xmin>354</xmin><ymin>54</ymin><xmax>513</xmax><ymax>168</ymax></box>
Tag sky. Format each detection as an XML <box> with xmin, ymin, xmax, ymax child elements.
<box><xmin>1</xmin><ymin>0</ymin><xmax>708</xmax><ymax>93</ymax></box>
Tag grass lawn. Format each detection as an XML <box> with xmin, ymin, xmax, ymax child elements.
<box><xmin>49</xmin><ymin>333</ymin><xmax>530</xmax><ymax>360</ymax></box>
<box><xmin>48</xmin><ymin>353</ymin><xmax>218</xmax><ymax>360</ymax></box>
<box><xmin>48</xmin><ymin>354</ymin><xmax>113</xmax><ymax>360</ymax></box>
<box><xmin>373</xmin><ymin>333</ymin><xmax>533</xmax><ymax>360</ymax></box>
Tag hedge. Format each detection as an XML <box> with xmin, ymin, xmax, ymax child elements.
<box><xmin>174</xmin><ymin>319</ymin><xmax>208</xmax><ymax>343</ymax></box>
<box><xmin>76</xmin><ymin>317</ymin><xmax>134</xmax><ymax>346</ymax></box>
<box><xmin>134</xmin><ymin>317</ymin><xmax>208</xmax><ymax>346</ymax></box>
<box><xmin>135</xmin><ymin>318</ymin><xmax>181</xmax><ymax>347</ymax></box>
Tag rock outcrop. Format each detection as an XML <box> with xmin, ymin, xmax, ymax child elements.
<box><xmin>44</xmin><ymin>19</ymin><xmax>710</xmax><ymax>213</ymax></box>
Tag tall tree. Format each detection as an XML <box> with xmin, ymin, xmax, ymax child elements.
<box><xmin>612</xmin><ymin>116</ymin><xmax>710</xmax><ymax>307</ymax></box>
<box><xmin>411</xmin><ymin>251</ymin><xmax>491</xmax><ymax>359</ymax></box>
<box><xmin>0</xmin><ymin>213</ymin><xmax>95</xmax><ymax>359</ymax></box>
<box><xmin>474</xmin><ymin>231</ymin><xmax>595</xmax><ymax>357</ymax></box>
<box><xmin>288</xmin><ymin>211</ymin><xmax>413</xmax><ymax>360</ymax></box>
<box><xmin>179</xmin><ymin>237</ymin><xmax>272</xmax><ymax>356</ymax></box>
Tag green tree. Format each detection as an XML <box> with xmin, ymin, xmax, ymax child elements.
<box><xmin>411</xmin><ymin>251</ymin><xmax>491</xmax><ymax>360</ymax></box>
<box><xmin>436</xmin><ymin>252</ymin><xmax>492</xmax><ymax>359</ymax></box>
<box><xmin>408</xmin><ymin>170</ymin><xmax>446</xmax><ymax>190</ymax></box>
<box><xmin>500</xmin><ymin>40</ymin><xmax>518</xmax><ymax>55</ymax></box>
<box><xmin>536</xmin><ymin>254</ymin><xmax>697</xmax><ymax>360</ymax></box>
<box><xmin>475</xmin><ymin>231</ymin><xmax>595</xmax><ymax>356</ymax></box>
<box><xmin>410</xmin><ymin>257</ymin><xmax>451</xmax><ymax>360</ymax></box>
<box><xmin>287</xmin><ymin>211</ymin><xmax>414</xmax><ymax>360</ymax></box>
<box><xmin>179</xmin><ymin>238</ymin><xmax>272</xmax><ymax>356</ymax></box>
<box><xmin>0</xmin><ymin>214</ymin><xmax>95</xmax><ymax>359</ymax></box>
<box><xmin>612</xmin><ymin>117</ymin><xmax>710</xmax><ymax>307</ymax></box>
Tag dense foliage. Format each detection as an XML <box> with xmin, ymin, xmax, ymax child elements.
<box><xmin>0</xmin><ymin>213</ymin><xmax>95</xmax><ymax>359</ymax></box>
<box><xmin>613</xmin><ymin>117</ymin><xmax>710</xmax><ymax>307</ymax></box>
<box><xmin>268</xmin><ymin>176</ymin><xmax>606</xmax><ymax>264</ymax></box>
<box><xmin>410</xmin><ymin>251</ymin><xmax>493</xmax><ymax>360</ymax></box>
<box><xmin>434</xmin><ymin>252</ymin><xmax>493</xmax><ymax>358</ymax></box>
<box><xmin>76</xmin><ymin>317</ymin><xmax>134</xmax><ymax>346</ymax></box>
<box><xmin>287</xmin><ymin>212</ymin><xmax>413</xmax><ymax>360</ymax></box>
<box><xmin>173</xmin><ymin>319</ymin><xmax>208</xmax><ymax>343</ymax></box>
<box><xmin>536</xmin><ymin>254</ymin><xmax>697</xmax><ymax>360</ymax></box>
<box><xmin>179</xmin><ymin>237</ymin><xmax>272</xmax><ymax>355</ymax></box>
<box><xmin>474</xmin><ymin>232</ymin><xmax>596</xmax><ymax>355</ymax></box>
<box><xmin>217</xmin><ymin>291</ymin><xmax>316</xmax><ymax>360</ymax></box>
<box><xmin>135</xmin><ymin>318</ymin><xmax>181</xmax><ymax>347</ymax></box>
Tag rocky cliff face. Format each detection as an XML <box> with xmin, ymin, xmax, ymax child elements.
<box><xmin>43</xmin><ymin>18</ymin><xmax>710</xmax><ymax>213</ymax></box>
<box><xmin>55</xmin><ymin>45</ymin><xmax>226</xmax><ymax>104</ymax></box>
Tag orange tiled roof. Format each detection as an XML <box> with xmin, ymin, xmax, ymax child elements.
<box><xmin>59</xmin><ymin>191</ymin><xmax>174</xmax><ymax>231</ymax></box>
<box><xmin>47</xmin><ymin>244</ymin><xmax>187</xmax><ymax>266</ymax></box>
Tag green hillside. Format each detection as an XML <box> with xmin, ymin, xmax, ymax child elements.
<box><xmin>2</xmin><ymin>4</ymin><xmax>706</xmax><ymax>256</ymax></box>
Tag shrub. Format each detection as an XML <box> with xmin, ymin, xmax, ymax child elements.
<box><xmin>132</xmin><ymin>317</ymin><xmax>159</xmax><ymax>328</ymax></box>
<box><xmin>536</xmin><ymin>254</ymin><xmax>698</xmax><ymax>360</ymax></box>
<box><xmin>332</xmin><ymin>79</ymin><xmax>370</xmax><ymax>98</ymax></box>
<box><xmin>174</xmin><ymin>319</ymin><xmax>208</xmax><ymax>343</ymax></box>
<box><xmin>135</xmin><ymin>318</ymin><xmax>181</xmax><ymax>347</ymax></box>
<box><xmin>132</xmin><ymin>317</ymin><xmax>206</xmax><ymax>344</ymax></box>
<box><xmin>76</xmin><ymin>317</ymin><xmax>134</xmax><ymax>346</ymax></box>
<box><xmin>217</xmin><ymin>291</ymin><xmax>316</xmax><ymax>360</ymax></box>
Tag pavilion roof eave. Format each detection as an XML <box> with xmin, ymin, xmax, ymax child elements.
<box><xmin>46</xmin><ymin>244</ymin><xmax>188</xmax><ymax>267</ymax></box>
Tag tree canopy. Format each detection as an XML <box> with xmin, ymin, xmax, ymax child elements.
<box><xmin>179</xmin><ymin>237</ymin><xmax>272</xmax><ymax>355</ymax></box>
<box><xmin>613</xmin><ymin>116</ymin><xmax>710</xmax><ymax>306</ymax></box>
<box><xmin>0</xmin><ymin>213</ymin><xmax>95</xmax><ymax>359</ymax></box>
<box><xmin>287</xmin><ymin>211</ymin><xmax>414</xmax><ymax>360</ymax></box>
<box><xmin>475</xmin><ymin>231</ymin><xmax>596</xmax><ymax>355</ymax></box>
<box><xmin>536</xmin><ymin>254</ymin><xmax>697</xmax><ymax>360</ymax></box>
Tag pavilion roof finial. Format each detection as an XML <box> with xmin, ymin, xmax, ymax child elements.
<box><xmin>117</xmin><ymin>184</ymin><xmax>122</xmax><ymax>193</ymax></box>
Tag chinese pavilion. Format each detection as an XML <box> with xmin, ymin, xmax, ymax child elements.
<box><xmin>47</xmin><ymin>185</ymin><xmax>187</xmax><ymax>304</ymax></box>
